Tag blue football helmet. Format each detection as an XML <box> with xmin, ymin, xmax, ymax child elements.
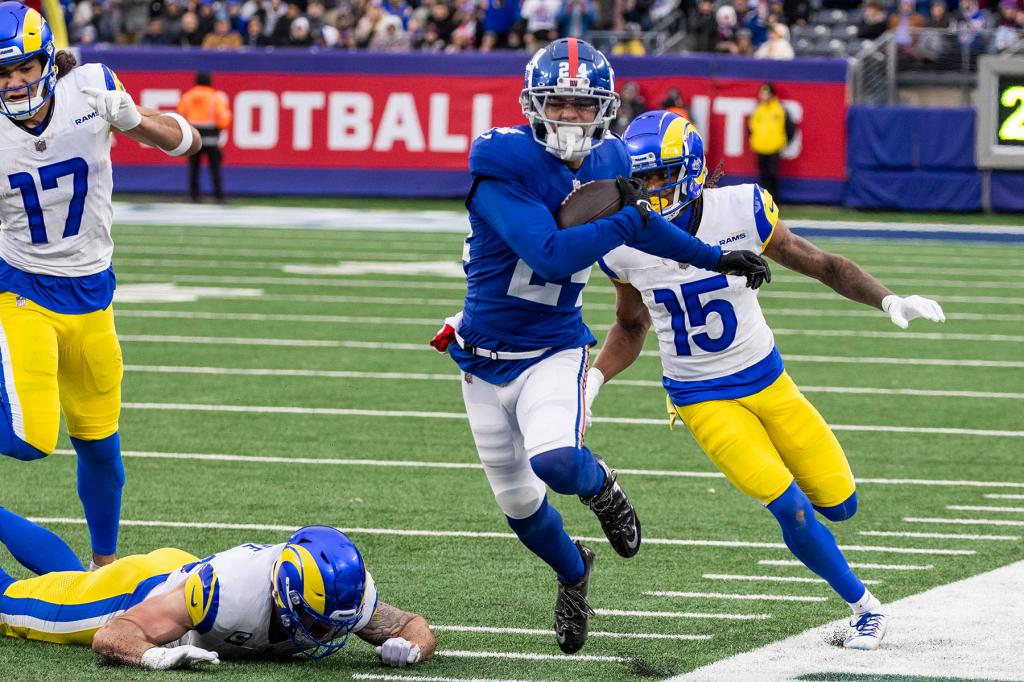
<box><xmin>0</xmin><ymin>1</ymin><xmax>57</xmax><ymax>120</ymax></box>
<box><xmin>519</xmin><ymin>38</ymin><xmax>619</xmax><ymax>162</ymax></box>
<box><xmin>623</xmin><ymin>110</ymin><xmax>707</xmax><ymax>220</ymax></box>
<box><xmin>272</xmin><ymin>526</ymin><xmax>371</xmax><ymax>659</ymax></box>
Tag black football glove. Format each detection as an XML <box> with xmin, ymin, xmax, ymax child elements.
<box><xmin>717</xmin><ymin>250</ymin><xmax>772</xmax><ymax>289</ymax></box>
<box><xmin>616</xmin><ymin>176</ymin><xmax>652</xmax><ymax>228</ymax></box>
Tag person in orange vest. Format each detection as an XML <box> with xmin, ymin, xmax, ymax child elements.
<box><xmin>177</xmin><ymin>72</ymin><xmax>232</xmax><ymax>202</ymax></box>
<box><xmin>747</xmin><ymin>81</ymin><xmax>793</xmax><ymax>201</ymax></box>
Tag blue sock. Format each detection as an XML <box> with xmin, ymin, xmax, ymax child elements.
<box><xmin>0</xmin><ymin>506</ymin><xmax>84</xmax><ymax>574</ymax></box>
<box><xmin>506</xmin><ymin>497</ymin><xmax>584</xmax><ymax>584</ymax></box>
<box><xmin>767</xmin><ymin>482</ymin><xmax>865</xmax><ymax>603</ymax></box>
<box><xmin>72</xmin><ymin>433</ymin><xmax>124</xmax><ymax>557</ymax></box>
<box><xmin>530</xmin><ymin>447</ymin><xmax>606</xmax><ymax>498</ymax></box>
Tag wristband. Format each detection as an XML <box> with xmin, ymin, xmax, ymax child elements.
<box><xmin>881</xmin><ymin>294</ymin><xmax>898</xmax><ymax>313</ymax></box>
<box><xmin>162</xmin><ymin>113</ymin><xmax>194</xmax><ymax>157</ymax></box>
<box><xmin>587</xmin><ymin>367</ymin><xmax>605</xmax><ymax>391</ymax></box>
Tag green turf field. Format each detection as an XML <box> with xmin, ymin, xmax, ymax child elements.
<box><xmin>0</xmin><ymin>206</ymin><xmax>1021</xmax><ymax>681</ymax></box>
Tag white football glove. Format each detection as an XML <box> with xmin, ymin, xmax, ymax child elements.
<box><xmin>881</xmin><ymin>294</ymin><xmax>945</xmax><ymax>329</ymax></box>
<box><xmin>139</xmin><ymin>645</ymin><xmax>220</xmax><ymax>670</ymax></box>
<box><xmin>584</xmin><ymin>367</ymin><xmax>605</xmax><ymax>429</ymax></box>
<box><xmin>375</xmin><ymin>637</ymin><xmax>421</xmax><ymax>667</ymax></box>
<box><xmin>82</xmin><ymin>86</ymin><xmax>142</xmax><ymax>131</ymax></box>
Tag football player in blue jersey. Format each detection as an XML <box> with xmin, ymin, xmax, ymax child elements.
<box><xmin>586</xmin><ymin>111</ymin><xmax>946</xmax><ymax>651</ymax></box>
<box><xmin>0</xmin><ymin>507</ymin><xmax>436</xmax><ymax>668</ymax></box>
<box><xmin>436</xmin><ymin>38</ymin><xmax>771</xmax><ymax>654</ymax></box>
<box><xmin>0</xmin><ymin>2</ymin><xmax>201</xmax><ymax>571</ymax></box>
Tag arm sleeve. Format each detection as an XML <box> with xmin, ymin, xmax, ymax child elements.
<box><xmin>183</xmin><ymin>564</ymin><xmax>220</xmax><ymax>635</ymax></box>
<box><xmin>623</xmin><ymin>212</ymin><xmax>723</xmax><ymax>271</ymax></box>
<box><xmin>470</xmin><ymin>178</ymin><xmax>643</xmax><ymax>282</ymax></box>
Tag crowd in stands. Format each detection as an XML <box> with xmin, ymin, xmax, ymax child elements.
<box><xmin>62</xmin><ymin>0</ymin><xmax>1023</xmax><ymax>58</ymax></box>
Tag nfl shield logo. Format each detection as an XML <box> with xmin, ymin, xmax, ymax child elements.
<box><xmin>34</xmin><ymin>140</ymin><xmax>46</xmax><ymax>152</ymax></box>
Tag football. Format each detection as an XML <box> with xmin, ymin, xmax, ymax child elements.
<box><xmin>556</xmin><ymin>179</ymin><xmax>623</xmax><ymax>229</ymax></box>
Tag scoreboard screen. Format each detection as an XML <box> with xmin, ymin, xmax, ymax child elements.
<box><xmin>978</xmin><ymin>56</ymin><xmax>1024</xmax><ymax>168</ymax></box>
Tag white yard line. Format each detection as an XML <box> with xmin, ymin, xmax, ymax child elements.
<box><xmin>703</xmin><ymin>574</ymin><xmax>881</xmax><ymax>586</ymax></box>
<box><xmin>50</xmin><ymin>448</ymin><xmax>1024</xmax><ymax>491</ymax></box>
<box><xmin>431</xmin><ymin>625</ymin><xmax>712</xmax><ymax>641</ymax></box>
<box><xmin>26</xmin><ymin>517</ymin><xmax>972</xmax><ymax>556</ymax></box>
<box><xmin>858</xmin><ymin>530</ymin><xmax>1020</xmax><ymax>541</ymax></box>
<box><xmin>116</xmin><ymin>402</ymin><xmax>1024</xmax><ymax>439</ymax></box>
<box><xmin>759</xmin><ymin>559</ymin><xmax>933</xmax><ymax>571</ymax></box>
<box><xmin>667</xmin><ymin>560</ymin><xmax>1024</xmax><ymax>682</ymax></box>
<box><xmin>645</xmin><ymin>591</ymin><xmax>826</xmax><ymax>603</ymax></box>
<box><xmin>436</xmin><ymin>650</ymin><xmax>627</xmax><ymax>663</ymax></box>
<box><xmin>905</xmin><ymin>517</ymin><xmax>1024</xmax><ymax>527</ymax></box>
<box><xmin>114</xmin><ymin>309</ymin><xmax>1024</xmax><ymax>343</ymax></box>
<box><xmin>120</xmin><ymin>364</ymin><xmax>1024</xmax><ymax>401</ymax></box>
<box><xmin>985</xmin><ymin>493</ymin><xmax>1024</xmax><ymax>500</ymax></box>
<box><xmin>946</xmin><ymin>504</ymin><xmax>1024</xmax><ymax>513</ymax></box>
<box><xmin>352</xmin><ymin>674</ymin><xmax>552</xmax><ymax>682</ymax></box>
<box><xmin>595</xmin><ymin>609</ymin><xmax>771</xmax><ymax>621</ymax></box>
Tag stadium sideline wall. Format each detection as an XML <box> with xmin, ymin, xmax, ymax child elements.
<box><xmin>82</xmin><ymin>47</ymin><xmax>847</xmax><ymax>204</ymax></box>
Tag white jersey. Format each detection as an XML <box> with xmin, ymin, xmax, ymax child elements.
<box><xmin>600</xmin><ymin>184</ymin><xmax>783</xmax><ymax>406</ymax></box>
<box><xmin>147</xmin><ymin>543</ymin><xmax>378</xmax><ymax>660</ymax></box>
<box><xmin>0</xmin><ymin>63</ymin><xmax>118</xmax><ymax>277</ymax></box>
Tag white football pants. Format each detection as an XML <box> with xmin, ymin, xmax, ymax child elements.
<box><xmin>461</xmin><ymin>347</ymin><xmax>590</xmax><ymax>520</ymax></box>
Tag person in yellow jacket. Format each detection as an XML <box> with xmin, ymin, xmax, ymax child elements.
<box><xmin>177</xmin><ymin>72</ymin><xmax>232</xmax><ymax>202</ymax></box>
<box><xmin>748</xmin><ymin>82</ymin><xmax>792</xmax><ymax>201</ymax></box>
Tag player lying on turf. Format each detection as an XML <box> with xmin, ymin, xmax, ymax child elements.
<box><xmin>585</xmin><ymin>111</ymin><xmax>946</xmax><ymax>651</ymax></box>
<box><xmin>0</xmin><ymin>508</ymin><xmax>435</xmax><ymax>668</ymax></box>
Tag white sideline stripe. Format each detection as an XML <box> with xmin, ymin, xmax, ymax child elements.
<box><xmin>759</xmin><ymin>559</ymin><xmax>933</xmax><ymax>571</ymax></box>
<box><xmin>431</xmin><ymin>625</ymin><xmax>712</xmax><ymax>641</ymax></box>
<box><xmin>645</xmin><ymin>591</ymin><xmax>826</xmax><ymax>603</ymax></box>
<box><xmin>703</xmin><ymin>573</ymin><xmax>881</xmax><ymax>586</ymax></box>
<box><xmin>905</xmin><ymin>517</ymin><xmax>1024</xmax><ymax>527</ymax></box>
<box><xmin>125</xmin><ymin>332</ymin><xmax>1024</xmax><ymax>368</ymax></box>
<box><xmin>115</xmin><ymin>272</ymin><xmax>1024</xmax><ymax>305</ymax></box>
<box><xmin>27</xmin><ymin>517</ymin><xmax>972</xmax><ymax>555</ymax></box>
<box><xmin>50</xmin><ymin>449</ymin><xmax>1024</xmax><ymax>491</ymax></box>
<box><xmin>946</xmin><ymin>504</ymin><xmax>1024</xmax><ymax>513</ymax></box>
<box><xmin>115</xmin><ymin>308</ymin><xmax>1024</xmax><ymax>343</ymax></box>
<box><xmin>352</xmin><ymin>675</ymin><xmax>549</xmax><ymax>682</ymax></box>
<box><xmin>116</xmin><ymin>402</ymin><xmax>1024</xmax><ymax>438</ymax></box>
<box><xmin>439</xmin><ymin>650</ymin><xmax>626</xmax><ymax>663</ymax></box>
<box><xmin>858</xmin><ymin>530</ymin><xmax>1020</xmax><ymax>541</ymax></box>
<box><xmin>120</xmin><ymin>365</ymin><xmax>1024</xmax><ymax>401</ymax></box>
<box><xmin>595</xmin><ymin>609</ymin><xmax>771</xmax><ymax>621</ymax></box>
<box><xmin>985</xmin><ymin>493</ymin><xmax>1024</xmax><ymax>500</ymax></box>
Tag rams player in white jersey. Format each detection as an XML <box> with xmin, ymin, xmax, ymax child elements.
<box><xmin>587</xmin><ymin>111</ymin><xmax>945</xmax><ymax>651</ymax></box>
<box><xmin>0</xmin><ymin>2</ymin><xmax>200</xmax><ymax>569</ymax></box>
<box><xmin>0</xmin><ymin>511</ymin><xmax>436</xmax><ymax>669</ymax></box>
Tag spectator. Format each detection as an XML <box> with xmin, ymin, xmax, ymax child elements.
<box><xmin>917</xmin><ymin>0</ymin><xmax>951</xmax><ymax>61</ymax></box>
<box><xmin>261</xmin><ymin>0</ymin><xmax>290</xmax><ymax>39</ymax></box>
<box><xmin>558</xmin><ymin>0</ymin><xmax>597</xmax><ymax>38</ymax></box>
<box><xmin>428</xmin><ymin>1</ymin><xmax>458</xmax><ymax>44</ymax></box>
<box><xmin>197</xmin><ymin>1</ymin><xmax>218</xmax><ymax>35</ymax></box>
<box><xmin>481</xmin><ymin>0</ymin><xmax>520</xmax><ymax>49</ymax></box>
<box><xmin>715</xmin><ymin>4</ymin><xmax>739</xmax><ymax>52</ymax></box>
<box><xmin>272</xmin><ymin>2</ymin><xmax>304</xmax><ymax>45</ymax></box>
<box><xmin>369</xmin><ymin>13</ymin><xmax>412</xmax><ymax>49</ymax></box>
<box><xmin>520</xmin><ymin>0</ymin><xmax>561</xmax><ymax>44</ymax></box>
<box><xmin>177</xmin><ymin>72</ymin><xmax>233</xmax><ymax>203</ymax></box>
<box><xmin>735</xmin><ymin>0</ymin><xmax>768</xmax><ymax>46</ymax></box>
<box><xmin>953</xmin><ymin>0</ymin><xmax>987</xmax><ymax>50</ymax></box>
<box><xmin>612</xmin><ymin>22</ymin><xmax>647</xmax><ymax>54</ymax></box>
<box><xmin>734</xmin><ymin>26</ymin><xmax>754</xmax><ymax>54</ymax></box>
<box><xmin>754</xmin><ymin>21</ymin><xmax>794</xmax><ymax>57</ymax></box>
<box><xmin>993</xmin><ymin>0</ymin><xmax>1022</xmax><ymax>50</ymax></box>
<box><xmin>162</xmin><ymin>0</ymin><xmax>185</xmax><ymax>38</ymax></box>
<box><xmin>202</xmin><ymin>15</ymin><xmax>244</xmax><ymax>48</ymax></box>
<box><xmin>140</xmin><ymin>17</ymin><xmax>171</xmax><ymax>44</ymax></box>
<box><xmin>889</xmin><ymin>0</ymin><xmax>925</xmax><ymax>50</ymax></box>
<box><xmin>748</xmin><ymin>82</ymin><xmax>792</xmax><ymax>200</ymax></box>
<box><xmin>612</xmin><ymin>80</ymin><xmax>646</xmax><ymax>135</ymax></box>
<box><xmin>857</xmin><ymin>0</ymin><xmax>889</xmax><ymax>40</ymax></box>
<box><xmin>173</xmin><ymin>11</ymin><xmax>205</xmax><ymax>45</ymax></box>
<box><xmin>244</xmin><ymin>15</ymin><xmax>272</xmax><ymax>44</ymax></box>
<box><xmin>227</xmin><ymin>0</ymin><xmax>248</xmax><ymax>35</ymax></box>
<box><xmin>288</xmin><ymin>16</ymin><xmax>314</xmax><ymax>46</ymax></box>
<box><xmin>690</xmin><ymin>0</ymin><xmax>718</xmax><ymax>51</ymax></box>
<box><xmin>661</xmin><ymin>87</ymin><xmax>690</xmax><ymax>119</ymax></box>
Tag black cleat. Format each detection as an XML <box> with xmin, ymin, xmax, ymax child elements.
<box><xmin>555</xmin><ymin>542</ymin><xmax>596</xmax><ymax>654</ymax></box>
<box><xmin>580</xmin><ymin>454</ymin><xmax>641</xmax><ymax>558</ymax></box>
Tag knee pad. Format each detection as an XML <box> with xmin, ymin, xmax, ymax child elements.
<box><xmin>530</xmin><ymin>447</ymin><xmax>584</xmax><ymax>496</ymax></box>
<box><xmin>767</xmin><ymin>481</ymin><xmax>814</xmax><ymax>531</ymax></box>
<box><xmin>495</xmin><ymin>484</ymin><xmax>545</xmax><ymax>520</ymax></box>
<box><xmin>815</xmin><ymin>492</ymin><xmax>858</xmax><ymax>522</ymax></box>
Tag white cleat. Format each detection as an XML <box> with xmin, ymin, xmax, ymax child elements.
<box><xmin>843</xmin><ymin>611</ymin><xmax>889</xmax><ymax>650</ymax></box>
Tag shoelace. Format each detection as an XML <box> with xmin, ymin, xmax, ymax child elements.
<box><xmin>585</xmin><ymin>476</ymin><xmax>632</xmax><ymax>524</ymax></box>
<box><xmin>852</xmin><ymin>613</ymin><xmax>884</xmax><ymax>636</ymax></box>
<box><xmin>557</xmin><ymin>584</ymin><xmax>596</xmax><ymax>621</ymax></box>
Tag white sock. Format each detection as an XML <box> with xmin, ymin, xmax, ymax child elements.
<box><xmin>848</xmin><ymin>588</ymin><xmax>882</xmax><ymax>616</ymax></box>
<box><xmin>88</xmin><ymin>560</ymin><xmax>101</xmax><ymax>572</ymax></box>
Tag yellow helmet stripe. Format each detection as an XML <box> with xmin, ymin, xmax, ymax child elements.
<box><xmin>660</xmin><ymin>116</ymin><xmax>688</xmax><ymax>163</ymax></box>
<box><xmin>289</xmin><ymin>544</ymin><xmax>328</xmax><ymax>614</ymax></box>
<box><xmin>21</xmin><ymin>8</ymin><xmax>43</xmax><ymax>54</ymax></box>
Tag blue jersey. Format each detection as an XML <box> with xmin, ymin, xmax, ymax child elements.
<box><xmin>452</xmin><ymin>125</ymin><xmax>723</xmax><ymax>384</ymax></box>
